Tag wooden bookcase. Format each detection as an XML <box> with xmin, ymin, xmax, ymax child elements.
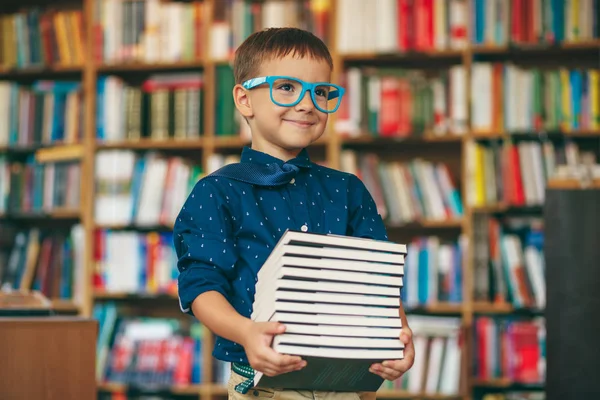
<box><xmin>1</xmin><ymin>0</ymin><xmax>599</xmax><ymax>399</ymax></box>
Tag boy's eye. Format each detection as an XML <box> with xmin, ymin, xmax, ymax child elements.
<box><xmin>315</xmin><ymin>88</ymin><xmax>327</xmax><ymax>98</ymax></box>
<box><xmin>276</xmin><ymin>83</ymin><xmax>295</xmax><ymax>92</ymax></box>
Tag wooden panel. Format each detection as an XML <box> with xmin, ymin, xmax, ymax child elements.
<box><xmin>0</xmin><ymin>317</ymin><xmax>97</xmax><ymax>400</ymax></box>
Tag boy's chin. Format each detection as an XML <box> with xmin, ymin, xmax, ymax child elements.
<box><xmin>279</xmin><ymin>128</ymin><xmax>323</xmax><ymax>147</ymax></box>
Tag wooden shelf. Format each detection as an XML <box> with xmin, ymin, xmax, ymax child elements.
<box><xmin>471</xmin><ymin>40</ymin><xmax>600</xmax><ymax>54</ymax></box>
<box><xmin>0</xmin><ymin>65</ymin><xmax>82</xmax><ymax>77</ymax></box>
<box><xmin>547</xmin><ymin>178</ymin><xmax>600</xmax><ymax>189</ymax></box>
<box><xmin>93</xmin><ymin>222</ymin><xmax>174</xmax><ymax>231</ymax></box>
<box><xmin>407</xmin><ymin>303</ymin><xmax>463</xmax><ymax>315</ymax></box>
<box><xmin>472</xmin><ymin>302</ymin><xmax>544</xmax><ymax>315</ymax></box>
<box><xmin>94</xmin><ymin>291</ymin><xmax>178</xmax><ymax>301</ymax></box>
<box><xmin>0</xmin><ymin>144</ymin><xmax>42</xmax><ymax>153</ymax></box>
<box><xmin>96</xmin><ymin>138</ymin><xmax>204</xmax><ymax>150</ymax></box>
<box><xmin>471</xmin><ymin>378</ymin><xmax>544</xmax><ymax>389</ymax></box>
<box><xmin>470</xmin><ymin>130</ymin><xmax>600</xmax><ymax>140</ymax></box>
<box><xmin>341</xmin><ymin>134</ymin><xmax>464</xmax><ymax>145</ymax></box>
<box><xmin>213</xmin><ymin>136</ymin><xmax>252</xmax><ymax>149</ymax></box>
<box><xmin>97</xmin><ymin>61</ymin><xmax>205</xmax><ymax>73</ymax></box>
<box><xmin>97</xmin><ymin>382</ymin><xmax>205</xmax><ymax>395</ymax></box>
<box><xmin>51</xmin><ymin>299</ymin><xmax>80</xmax><ymax>313</ymax></box>
<box><xmin>0</xmin><ymin>209</ymin><xmax>81</xmax><ymax>220</ymax></box>
<box><xmin>387</xmin><ymin>219</ymin><xmax>464</xmax><ymax>229</ymax></box>
<box><xmin>470</xmin><ymin>203</ymin><xmax>544</xmax><ymax>214</ymax></box>
<box><xmin>341</xmin><ymin>49</ymin><xmax>465</xmax><ymax>62</ymax></box>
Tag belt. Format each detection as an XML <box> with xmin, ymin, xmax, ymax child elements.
<box><xmin>232</xmin><ymin>362</ymin><xmax>256</xmax><ymax>394</ymax></box>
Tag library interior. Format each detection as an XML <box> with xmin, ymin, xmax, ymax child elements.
<box><xmin>0</xmin><ymin>0</ymin><xmax>598</xmax><ymax>399</ymax></box>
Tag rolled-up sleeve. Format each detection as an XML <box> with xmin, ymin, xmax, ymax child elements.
<box><xmin>173</xmin><ymin>178</ymin><xmax>238</xmax><ymax>315</ymax></box>
<box><xmin>347</xmin><ymin>174</ymin><xmax>389</xmax><ymax>241</ymax></box>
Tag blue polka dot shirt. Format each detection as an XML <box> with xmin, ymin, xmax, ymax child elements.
<box><xmin>173</xmin><ymin>146</ymin><xmax>389</xmax><ymax>364</ymax></box>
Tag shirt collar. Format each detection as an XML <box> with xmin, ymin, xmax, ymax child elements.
<box><xmin>240</xmin><ymin>146</ymin><xmax>312</xmax><ymax>169</ymax></box>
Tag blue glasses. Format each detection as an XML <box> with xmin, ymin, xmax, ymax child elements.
<box><xmin>241</xmin><ymin>75</ymin><xmax>345</xmax><ymax>113</ymax></box>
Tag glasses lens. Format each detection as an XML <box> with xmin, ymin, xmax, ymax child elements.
<box><xmin>313</xmin><ymin>84</ymin><xmax>341</xmax><ymax>112</ymax></box>
<box><xmin>271</xmin><ymin>78</ymin><xmax>304</xmax><ymax>106</ymax></box>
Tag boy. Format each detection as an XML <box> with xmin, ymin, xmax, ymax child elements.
<box><xmin>174</xmin><ymin>27</ymin><xmax>414</xmax><ymax>399</ymax></box>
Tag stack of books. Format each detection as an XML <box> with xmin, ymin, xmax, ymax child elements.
<box><xmin>251</xmin><ymin>230</ymin><xmax>407</xmax><ymax>392</ymax></box>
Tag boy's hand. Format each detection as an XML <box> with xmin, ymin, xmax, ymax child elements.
<box><xmin>369</xmin><ymin>327</ymin><xmax>415</xmax><ymax>381</ymax></box>
<box><xmin>242</xmin><ymin>321</ymin><xmax>307</xmax><ymax>377</ymax></box>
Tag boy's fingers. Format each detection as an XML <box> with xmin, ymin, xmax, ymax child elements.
<box><xmin>259</xmin><ymin>348</ymin><xmax>303</xmax><ymax>369</ymax></box>
<box><xmin>261</xmin><ymin>322</ymin><xmax>286</xmax><ymax>335</ymax></box>
<box><xmin>267</xmin><ymin>350</ymin><xmax>303</xmax><ymax>367</ymax></box>
<box><xmin>400</xmin><ymin>327</ymin><xmax>413</xmax><ymax>344</ymax></box>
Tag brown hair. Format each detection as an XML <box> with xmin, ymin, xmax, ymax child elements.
<box><xmin>233</xmin><ymin>27</ymin><xmax>334</xmax><ymax>84</ymax></box>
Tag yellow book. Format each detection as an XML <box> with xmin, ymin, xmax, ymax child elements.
<box><xmin>69</xmin><ymin>11</ymin><xmax>85</xmax><ymax>66</ymax></box>
<box><xmin>53</xmin><ymin>12</ymin><xmax>71</xmax><ymax>66</ymax></box>
<box><xmin>474</xmin><ymin>143</ymin><xmax>486</xmax><ymax>206</ymax></box>
<box><xmin>146</xmin><ymin>232</ymin><xmax>160</xmax><ymax>293</ymax></box>
<box><xmin>571</xmin><ymin>0</ymin><xmax>580</xmax><ymax>40</ymax></box>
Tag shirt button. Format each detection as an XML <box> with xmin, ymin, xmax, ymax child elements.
<box><xmin>290</xmin><ymin>178</ymin><xmax>295</xmax><ymax>184</ymax></box>
<box><xmin>300</xmin><ymin>224</ymin><xmax>308</xmax><ymax>232</ymax></box>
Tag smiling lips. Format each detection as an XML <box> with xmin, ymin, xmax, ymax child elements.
<box><xmin>283</xmin><ymin>119</ymin><xmax>315</xmax><ymax>128</ymax></box>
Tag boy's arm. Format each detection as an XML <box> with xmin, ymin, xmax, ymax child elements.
<box><xmin>191</xmin><ymin>291</ymin><xmax>305</xmax><ymax>376</ymax></box>
<box><xmin>174</xmin><ymin>179</ymin><xmax>304</xmax><ymax>376</ymax></box>
<box><xmin>174</xmin><ymin>178</ymin><xmax>238</xmax><ymax>317</ymax></box>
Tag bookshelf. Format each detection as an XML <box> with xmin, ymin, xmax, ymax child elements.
<box><xmin>1</xmin><ymin>0</ymin><xmax>599</xmax><ymax>399</ymax></box>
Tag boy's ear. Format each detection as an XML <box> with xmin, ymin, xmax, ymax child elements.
<box><xmin>233</xmin><ymin>84</ymin><xmax>254</xmax><ymax>118</ymax></box>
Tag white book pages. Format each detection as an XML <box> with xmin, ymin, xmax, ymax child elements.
<box><xmin>273</xmin><ymin>334</ymin><xmax>403</xmax><ymax>350</ymax></box>
<box><xmin>255</xmin><ymin>266</ymin><xmax>403</xmax><ymax>296</ymax></box>
<box><xmin>257</xmin><ymin>278</ymin><xmax>401</xmax><ymax>297</ymax></box>
<box><xmin>258</xmin><ymin>245</ymin><xmax>404</xmax><ymax>282</ymax></box>
<box><xmin>282</xmin><ymin>323</ymin><xmax>401</xmax><ymax>339</ymax></box>
<box><xmin>253</xmin><ymin>300</ymin><xmax>398</xmax><ymax>322</ymax></box>
<box><xmin>266</xmin><ymin>311</ymin><xmax>402</xmax><ymax>328</ymax></box>
<box><xmin>273</xmin><ymin>344</ymin><xmax>404</xmax><ymax>360</ymax></box>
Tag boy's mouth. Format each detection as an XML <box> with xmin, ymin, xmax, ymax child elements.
<box><xmin>283</xmin><ymin>119</ymin><xmax>315</xmax><ymax>128</ymax></box>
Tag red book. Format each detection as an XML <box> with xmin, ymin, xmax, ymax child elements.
<box><xmin>173</xmin><ymin>337</ymin><xmax>194</xmax><ymax>385</ymax></box>
<box><xmin>508</xmin><ymin>143</ymin><xmax>525</xmax><ymax>205</ymax></box>
<box><xmin>379</xmin><ymin>76</ymin><xmax>401</xmax><ymax>136</ymax></box>
<box><xmin>397</xmin><ymin>0</ymin><xmax>414</xmax><ymax>51</ymax></box>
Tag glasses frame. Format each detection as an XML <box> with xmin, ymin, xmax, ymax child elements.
<box><xmin>241</xmin><ymin>75</ymin><xmax>345</xmax><ymax>113</ymax></box>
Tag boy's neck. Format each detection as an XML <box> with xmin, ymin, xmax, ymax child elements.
<box><xmin>250</xmin><ymin>140</ymin><xmax>302</xmax><ymax>162</ymax></box>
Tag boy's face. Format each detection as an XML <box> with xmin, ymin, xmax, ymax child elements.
<box><xmin>234</xmin><ymin>54</ymin><xmax>332</xmax><ymax>161</ymax></box>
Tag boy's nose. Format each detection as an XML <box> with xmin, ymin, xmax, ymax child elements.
<box><xmin>294</xmin><ymin>90</ymin><xmax>315</xmax><ymax>112</ymax></box>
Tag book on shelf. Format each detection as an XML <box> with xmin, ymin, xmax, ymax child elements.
<box><xmin>465</xmin><ymin>139</ymin><xmax>597</xmax><ymax>208</ymax></box>
<box><xmin>0</xmin><ymin>8</ymin><xmax>85</xmax><ymax>70</ymax></box>
<box><xmin>93</xmin><ymin>305</ymin><xmax>204</xmax><ymax>387</ymax></box>
<box><xmin>472</xmin><ymin>0</ymin><xmax>599</xmax><ymax>46</ymax></box>
<box><xmin>402</xmin><ymin>235</ymin><xmax>466</xmax><ymax>308</ymax></box>
<box><xmin>386</xmin><ymin>315</ymin><xmax>462</xmax><ymax>395</ymax></box>
<box><xmin>335</xmin><ymin>66</ymin><xmax>468</xmax><ymax>138</ymax></box>
<box><xmin>0</xmin><ymin>224</ymin><xmax>85</xmax><ymax>307</ymax></box>
<box><xmin>335</xmin><ymin>0</ymin><xmax>468</xmax><ymax>54</ymax></box>
<box><xmin>94</xmin><ymin>150</ymin><xmax>202</xmax><ymax>227</ymax></box>
<box><xmin>473</xmin><ymin>215</ymin><xmax>545</xmax><ymax>310</ymax></box>
<box><xmin>250</xmin><ymin>229</ymin><xmax>406</xmax><ymax>392</ymax></box>
<box><xmin>339</xmin><ymin>150</ymin><xmax>463</xmax><ymax>225</ymax></box>
<box><xmin>0</xmin><ymin>80</ymin><xmax>84</xmax><ymax>148</ymax></box>
<box><xmin>97</xmin><ymin>73</ymin><xmax>204</xmax><ymax>143</ymax></box>
<box><xmin>474</xmin><ymin>316</ymin><xmax>546</xmax><ymax>385</ymax></box>
<box><xmin>210</xmin><ymin>0</ymin><xmax>330</xmax><ymax>60</ymax></box>
<box><xmin>92</xmin><ymin>0</ymin><xmax>205</xmax><ymax>65</ymax></box>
